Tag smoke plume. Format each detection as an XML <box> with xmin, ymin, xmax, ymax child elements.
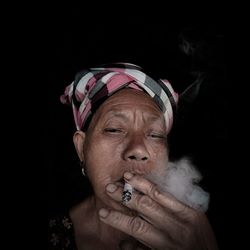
<box><xmin>146</xmin><ymin>157</ymin><xmax>209</xmax><ymax>212</ymax></box>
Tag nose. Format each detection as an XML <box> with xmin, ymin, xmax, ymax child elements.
<box><xmin>123</xmin><ymin>134</ymin><xmax>149</xmax><ymax>162</ymax></box>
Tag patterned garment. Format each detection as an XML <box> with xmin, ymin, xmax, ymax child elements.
<box><xmin>48</xmin><ymin>214</ymin><xmax>77</xmax><ymax>250</ymax></box>
<box><xmin>60</xmin><ymin>63</ymin><xmax>178</xmax><ymax>133</ymax></box>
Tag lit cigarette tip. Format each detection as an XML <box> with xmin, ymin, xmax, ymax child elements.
<box><xmin>122</xmin><ymin>182</ymin><xmax>133</xmax><ymax>203</ymax></box>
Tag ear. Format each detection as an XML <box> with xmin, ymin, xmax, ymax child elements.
<box><xmin>73</xmin><ymin>130</ymin><xmax>86</xmax><ymax>162</ymax></box>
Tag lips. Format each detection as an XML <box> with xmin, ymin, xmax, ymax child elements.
<box><xmin>116</xmin><ymin>177</ymin><xmax>125</xmax><ymax>187</ymax></box>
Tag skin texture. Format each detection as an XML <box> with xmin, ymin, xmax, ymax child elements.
<box><xmin>71</xmin><ymin>89</ymin><xmax>218</xmax><ymax>250</ymax></box>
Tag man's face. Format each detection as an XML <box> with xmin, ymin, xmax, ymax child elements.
<box><xmin>82</xmin><ymin>89</ymin><xmax>169</xmax><ymax>210</ymax></box>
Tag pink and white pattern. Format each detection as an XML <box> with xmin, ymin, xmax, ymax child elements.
<box><xmin>60</xmin><ymin>63</ymin><xmax>178</xmax><ymax>133</ymax></box>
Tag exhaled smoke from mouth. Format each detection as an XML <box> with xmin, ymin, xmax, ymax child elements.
<box><xmin>145</xmin><ymin>157</ymin><xmax>210</xmax><ymax>212</ymax></box>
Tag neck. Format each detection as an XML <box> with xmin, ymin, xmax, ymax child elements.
<box><xmin>70</xmin><ymin>195</ymin><xmax>129</xmax><ymax>249</ymax></box>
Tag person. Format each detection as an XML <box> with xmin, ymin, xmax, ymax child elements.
<box><xmin>48</xmin><ymin>62</ymin><xmax>218</xmax><ymax>249</ymax></box>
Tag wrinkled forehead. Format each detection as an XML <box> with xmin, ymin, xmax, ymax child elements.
<box><xmin>89</xmin><ymin>89</ymin><xmax>166</xmax><ymax>128</ymax></box>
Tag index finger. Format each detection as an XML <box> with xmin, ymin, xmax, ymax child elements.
<box><xmin>124</xmin><ymin>172</ymin><xmax>192</xmax><ymax>214</ymax></box>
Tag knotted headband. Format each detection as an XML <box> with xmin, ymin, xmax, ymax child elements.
<box><xmin>60</xmin><ymin>63</ymin><xmax>178</xmax><ymax>133</ymax></box>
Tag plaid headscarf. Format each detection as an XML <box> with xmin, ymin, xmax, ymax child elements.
<box><xmin>60</xmin><ymin>63</ymin><xmax>178</xmax><ymax>133</ymax></box>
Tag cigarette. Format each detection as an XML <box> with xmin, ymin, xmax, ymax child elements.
<box><xmin>122</xmin><ymin>182</ymin><xmax>133</xmax><ymax>203</ymax></box>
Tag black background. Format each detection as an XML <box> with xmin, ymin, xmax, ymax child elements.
<box><xmin>42</xmin><ymin>5</ymin><xmax>237</xmax><ymax>250</ymax></box>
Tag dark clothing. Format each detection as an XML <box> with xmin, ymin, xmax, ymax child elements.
<box><xmin>48</xmin><ymin>213</ymin><xmax>77</xmax><ymax>250</ymax></box>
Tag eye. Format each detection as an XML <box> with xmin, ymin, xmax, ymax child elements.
<box><xmin>104</xmin><ymin>128</ymin><xmax>124</xmax><ymax>134</ymax></box>
<box><xmin>148</xmin><ymin>132</ymin><xmax>166</xmax><ymax>139</ymax></box>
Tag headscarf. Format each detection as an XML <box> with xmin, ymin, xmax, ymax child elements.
<box><xmin>60</xmin><ymin>63</ymin><xmax>178</xmax><ymax>133</ymax></box>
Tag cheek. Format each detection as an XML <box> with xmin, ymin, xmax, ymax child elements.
<box><xmin>150</xmin><ymin>142</ymin><xmax>168</xmax><ymax>157</ymax></box>
<box><xmin>150</xmin><ymin>144</ymin><xmax>169</xmax><ymax>169</ymax></box>
<box><xmin>86</xmin><ymin>162</ymin><xmax>113</xmax><ymax>198</ymax></box>
<box><xmin>84</xmin><ymin>141</ymin><xmax>123</xmax><ymax>188</ymax></box>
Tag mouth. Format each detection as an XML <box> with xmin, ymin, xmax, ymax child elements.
<box><xmin>116</xmin><ymin>177</ymin><xmax>125</xmax><ymax>187</ymax></box>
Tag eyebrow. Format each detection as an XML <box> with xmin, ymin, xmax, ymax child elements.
<box><xmin>104</xmin><ymin>110</ymin><xmax>129</xmax><ymax>122</ymax></box>
<box><xmin>103</xmin><ymin>109</ymin><xmax>164</xmax><ymax>123</ymax></box>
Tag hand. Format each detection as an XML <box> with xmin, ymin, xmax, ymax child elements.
<box><xmin>99</xmin><ymin>172</ymin><xmax>218</xmax><ymax>250</ymax></box>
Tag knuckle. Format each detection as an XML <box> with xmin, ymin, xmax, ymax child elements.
<box><xmin>137</xmin><ymin>195</ymin><xmax>154</xmax><ymax>210</ymax></box>
<box><xmin>148</xmin><ymin>182</ymin><xmax>158</xmax><ymax>195</ymax></box>
<box><xmin>182</xmin><ymin>207</ymin><xmax>199</xmax><ymax>222</ymax></box>
<box><xmin>112</xmin><ymin>211</ymin><xmax>123</xmax><ymax>225</ymax></box>
<box><xmin>152</xmin><ymin>186</ymin><xmax>161</xmax><ymax>200</ymax></box>
<box><xmin>129</xmin><ymin>216</ymin><xmax>149</xmax><ymax>235</ymax></box>
<box><xmin>168</xmin><ymin>196</ymin><xmax>189</xmax><ymax>214</ymax></box>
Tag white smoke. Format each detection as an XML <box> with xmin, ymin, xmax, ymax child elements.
<box><xmin>146</xmin><ymin>157</ymin><xmax>210</xmax><ymax>212</ymax></box>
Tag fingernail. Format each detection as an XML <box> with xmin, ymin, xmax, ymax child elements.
<box><xmin>124</xmin><ymin>172</ymin><xmax>133</xmax><ymax>180</ymax></box>
<box><xmin>106</xmin><ymin>183</ymin><xmax>117</xmax><ymax>193</ymax></box>
<box><xmin>99</xmin><ymin>208</ymin><xmax>109</xmax><ymax>218</ymax></box>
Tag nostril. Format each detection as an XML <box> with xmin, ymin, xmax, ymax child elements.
<box><xmin>128</xmin><ymin>155</ymin><xmax>148</xmax><ymax>161</ymax></box>
<box><xmin>128</xmin><ymin>155</ymin><xmax>136</xmax><ymax>160</ymax></box>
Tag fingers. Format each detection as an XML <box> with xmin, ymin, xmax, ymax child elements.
<box><xmin>107</xmin><ymin>172</ymin><xmax>193</xmax><ymax>220</ymax></box>
<box><xmin>106</xmin><ymin>182</ymin><xmax>180</xmax><ymax>230</ymax></box>
<box><xmin>99</xmin><ymin>208</ymin><xmax>168</xmax><ymax>249</ymax></box>
<box><xmin>102</xmin><ymin>174</ymin><xmax>218</xmax><ymax>249</ymax></box>
<box><xmin>123</xmin><ymin>172</ymin><xmax>192</xmax><ymax>215</ymax></box>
